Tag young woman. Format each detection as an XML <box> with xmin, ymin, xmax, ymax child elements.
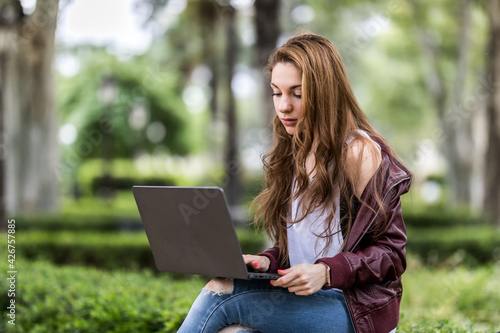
<box><xmin>178</xmin><ymin>33</ymin><xmax>412</xmax><ymax>333</ymax></box>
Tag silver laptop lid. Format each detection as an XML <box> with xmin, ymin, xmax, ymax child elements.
<box><xmin>132</xmin><ymin>186</ymin><xmax>251</xmax><ymax>279</ymax></box>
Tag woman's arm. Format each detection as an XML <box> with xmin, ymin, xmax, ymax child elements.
<box><xmin>345</xmin><ymin>137</ymin><xmax>382</xmax><ymax>200</ymax></box>
<box><xmin>316</xmin><ymin>191</ymin><xmax>407</xmax><ymax>290</ymax></box>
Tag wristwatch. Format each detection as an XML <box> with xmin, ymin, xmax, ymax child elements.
<box><xmin>319</xmin><ymin>262</ymin><xmax>331</xmax><ymax>287</ymax></box>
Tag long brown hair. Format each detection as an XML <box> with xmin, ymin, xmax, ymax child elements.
<box><xmin>251</xmin><ymin>33</ymin><xmax>390</xmax><ymax>266</ymax></box>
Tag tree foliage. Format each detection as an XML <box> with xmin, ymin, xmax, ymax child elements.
<box><xmin>57</xmin><ymin>47</ymin><xmax>192</xmax><ymax>168</ymax></box>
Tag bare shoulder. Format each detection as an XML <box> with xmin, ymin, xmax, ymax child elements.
<box><xmin>345</xmin><ymin>136</ymin><xmax>382</xmax><ymax>198</ymax></box>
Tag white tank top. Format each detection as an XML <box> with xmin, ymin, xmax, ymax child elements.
<box><xmin>288</xmin><ymin>193</ymin><xmax>343</xmax><ymax>266</ymax></box>
<box><xmin>287</xmin><ymin>130</ymin><xmax>380</xmax><ymax>266</ymax></box>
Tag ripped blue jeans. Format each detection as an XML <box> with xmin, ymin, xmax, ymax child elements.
<box><xmin>177</xmin><ymin>278</ymin><xmax>355</xmax><ymax>333</ymax></box>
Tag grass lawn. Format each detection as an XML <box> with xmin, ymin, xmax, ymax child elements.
<box><xmin>399</xmin><ymin>257</ymin><xmax>499</xmax><ymax>332</ymax></box>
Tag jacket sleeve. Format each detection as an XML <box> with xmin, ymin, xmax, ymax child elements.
<box><xmin>257</xmin><ymin>244</ymin><xmax>285</xmax><ymax>274</ymax></box>
<box><xmin>315</xmin><ymin>183</ymin><xmax>408</xmax><ymax>290</ymax></box>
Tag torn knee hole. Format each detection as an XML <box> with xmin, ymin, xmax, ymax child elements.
<box><xmin>218</xmin><ymin>325</ymin><xmax>253</xmax><ymax>333</ymax></box>
<box><xmin>205</xmin><ymin>278</ymin><xmax>234</xmax><ymax>295</ymax></box>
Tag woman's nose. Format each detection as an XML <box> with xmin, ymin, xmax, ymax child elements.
<box><xmin>278</xmin><ymin>96</ymin><xmax>292</xmax><ymax>113</ymax></box>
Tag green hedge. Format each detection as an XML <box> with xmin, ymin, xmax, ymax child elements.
<box><xmin>16</xmin><ymin>193</ymin><xmax>142</xmax><ymax>232</ymax></box>
<box><xmin>402</xmin><ymin>205</ymin><xmax>488</xmax><ymax>228</ymax></box>
<box><xmin>15</xmin><ymin>231</ymin><xmax>156</xmax><ymax>271</ymax></box>
<box><xmin>6</xmin><ymin>229</ymin><xmax>267</xmax><ymax>271</ymax></box>
<box><xmin>13</xmin><ymin>214</ymin><xmax>143</xmax><ymax>232</ymax></box>
<box><xmin>90</xmin><ymin>176</ymin><xmax>175</xmax><ymax>196</ymax></box>
<box><xmin>406</xmin><ymin>226</ymin><xmax>500</xmax><ymax>266</ymax></box>
<box><xmin>75</xmin><ymin>158</ymin><xmax>180</xmax><ymax>197</ymax></box>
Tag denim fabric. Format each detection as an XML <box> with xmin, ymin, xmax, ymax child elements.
<box><xmin>178</xmin><ymin>279</ymin><xmax>355</xmax><ymax>333</ymax></box>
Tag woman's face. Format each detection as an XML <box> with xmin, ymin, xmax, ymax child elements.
<box><xmin>271</xmin><ymin>62</ymin><xmax>304</xmax><ymax>135</ymax></box>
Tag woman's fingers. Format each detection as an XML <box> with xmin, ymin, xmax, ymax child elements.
<box><xmin>271</xmin><ymin>264</ymin><xmax>326</xmax><ymax>295</ymax></box>
<box><xmin>286</xmin><ymin>284</ymin><xmax>313</xmax><ymax>295</ymax></box>
<box><xmin>242</xmin><ymin>254</ymin><xmax>270</xmax><ymax>272</ymax></box>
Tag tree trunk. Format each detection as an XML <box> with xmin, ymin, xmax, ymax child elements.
<box><xmin>411</xmin><ymin>0</ymin><xmax>475</xmax><ymax>207</ymax></box>
<box><xmin>0</xmin><ymin>0</ymin><xmax>24</xmax><ymax>230</ymax></box>
<box><xmin>0</xmin><ymin>51</ymin><xmax>7</xmax><ymax>230</ymax></box>
<box><xmin>0</xmin><ymin>0</ymin><xmax>59</xmax><ymax>224</ymax></box>
<box><xmin>484</xmin><ymin>0</ymin><xmax>500</xmax><ymax>226</ymax></box>
<box><xmin>223</xmin><ymin>5</ymin><xmax>241</xmax><ymax>210</ymax></box>
<box><xmin>254</xmin><ymin>0</ymin><xmax>280</xmax><ymax>127</ymax></box>
<box><xmin>444</xmin><ymin>0</ymin><xmax>474</xmax><ymax>206</ymax></box>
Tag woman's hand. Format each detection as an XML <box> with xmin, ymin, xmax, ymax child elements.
<box><xmin>243</xmin><ymin>254</ymin><xmax>270</xmax><ymax>272</ymax></box>
<box><xmin>271</xmin><ymin>263</ymin><xmax>327</xmax><ymax>296</ymax></box>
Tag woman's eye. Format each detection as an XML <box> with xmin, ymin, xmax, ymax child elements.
<box><xmin>272</xmin><ymin>93</ymin><xmax>281</xmax><ymax>97</ymax></box>
<box><xmin>293</xmin><ymin>94</ymin><xmax>302</xmax><ymax>98</ymax></box>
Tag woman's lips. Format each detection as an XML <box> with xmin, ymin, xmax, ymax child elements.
<box><xmin>281</xmin><ymin>118</ymin><xmax>297</xmax><ymax>126</ymax></box>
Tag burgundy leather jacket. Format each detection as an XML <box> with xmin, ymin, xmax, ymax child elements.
<box><xmin>259</xmin><ymin>141</ymin><xmax>412</xmax><ymax>333</ymax></box>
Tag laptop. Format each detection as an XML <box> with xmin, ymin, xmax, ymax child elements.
<box><xmin>132</xmin><ymin>186</ymin><xmax>280</xmax><ymax>280</ymax></box>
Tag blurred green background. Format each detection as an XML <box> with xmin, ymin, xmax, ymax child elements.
<box><xmin>0</xmin><ymin>0</ymin><xmax>499</xmax><ymax>332</ymax></box>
